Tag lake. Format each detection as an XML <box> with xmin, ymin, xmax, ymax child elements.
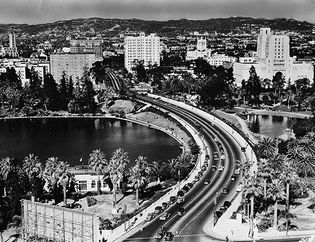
<box><xmin>0</xmin><ymin>118</ymin><xmax>181</xmax><ymax>166</ymax></box>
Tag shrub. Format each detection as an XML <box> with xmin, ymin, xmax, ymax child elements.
<box><xmin>87</xmin><ymin>196</ymin><xmax>97</xmax><ymax>207</ymax></box>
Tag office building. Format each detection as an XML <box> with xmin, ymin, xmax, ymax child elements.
<box><xmin>70</xmin><ymin>38</ymin><xmax>103</xmax><ymax>58</ymax></box>
<box><xmin>233</xmin><ymin>28</ymin><xmax>314</xmax><ymax>86</ymax></box>
<box><xmin>50</xmin><ymin>53</ymin><xmax>96</xmax><ymax>81</ymax></box>
<box><xmin>124</xmin><ymin>32</ymin><xmax>160</xmax><ymax>72</ymax></box>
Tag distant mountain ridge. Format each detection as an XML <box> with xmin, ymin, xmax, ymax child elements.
<box><xmin>0</xmin><ymin>16</ymin><xmax>314</xmax><ymax>35</ymax></box>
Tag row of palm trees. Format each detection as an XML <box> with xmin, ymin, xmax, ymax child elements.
<box><xmin>242</xmin><ymin>133</ymin><xmax>315</xmax><ymax>233</ymax></box>
<box><xmin>88</xmin><ymin>148</ymin><xmax>195</xmax><ymax>208</ymax></box>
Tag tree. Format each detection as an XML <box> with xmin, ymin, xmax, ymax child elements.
<box><xmin>294</xmin><ymin>78</ymin><xmax>311</xmax><ymax>111</ymax></box>
<box><xmin>58</xmin><ymin>71</ymin><xmax>69</xmax><ymax>110</ymax></box>
<box><xmin>57</xmin><ymin>161</ymin><xmax>70</xmax><ymax>205</ymax></box>
<box><xmin>88</xmin><ymin>149</ymin><xmax>107</xmax><ymax>195</ymax></box>
<box><xmin>0</xmin><ymin>157</ymin><xmax>15</xmax><ymax>197</ymax></box>
<box><xmin>149</xmin><ymin>161</ymin><xmax>164</xmax><ymax>183</ymax></box>
<box><xmin>43</xmin><ymin>74</ymin><xmax>58</xmax><ymax>110</ymax></box>
<box><xmin>106</xmin><ymin>148</ymin><xmax>130</xmax><ymax>210</ymax></box>
<box><xmin>256</xmin><ymin>137</ymin><xmax>277</xmax><ymax>159</ymax></box>
<box><xmin>134</xmin><ymin>61</ymin><xmax>148</xmax><ymax>83</ymax></box>
<box><xmin>266</xmin><ymin>179</ymin><xmax>286</xmax><ymax>230</ymax></box>
<box><xmin>128</xmin><ymin>156</ymin><xmax>150</xmax><ymax>206</ymax></box>
<box><xmin>68</xmin><ymin>67</ymin><xmax>96</xmax><ymax>113</ymax></box>
<box><xmin>272</xmin><ymin>72</ymin><xmax>285</xmax><ymax>103</ymax></box>
<box><xmin>22</xmin><ymin>154</ymin><xmax>44</xmax><ymax>200</ymax></box>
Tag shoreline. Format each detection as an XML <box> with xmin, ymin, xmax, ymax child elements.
<box><xmin>234</xmin><ymin>107</ymin><xmax>313</xmax><ymax>119</ymax></box>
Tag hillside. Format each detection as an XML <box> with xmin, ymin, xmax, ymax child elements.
<box><xmin>0</xmin><ymin>17</ymin><xmax>314</xmax><ymax>35</ymax></box>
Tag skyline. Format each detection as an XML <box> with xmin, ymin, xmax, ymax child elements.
<box><xmin>0</xmin><ymin>0</ymin><xmax>314</xmax><ymax>25</ymax></box>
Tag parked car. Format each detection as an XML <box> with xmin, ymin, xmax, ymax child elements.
<box><xmin>223</xmin><ymin>201</ymin><xmax>231</xmax><ymax>208</ymax></box>
<box><xmin>160</xmin><ymin>212</ymin><xmax>171</xmax><ymax>221</ymax></box>
<box><xmin>177</xmin><ymin>207</ymin><xmax>186</xmax><ymax>216</ymax></box>
<box><xmin>218</xmin><ymin>166</ymin><xmax>224</xmax><ymax>171</ymax></box>
<box><xmin>182</xmin><ymin>185</ymin><xmax>190</xmax><ymax>193</ymax></box>
<box><xmin>145</xmin><ymin>213</ymin><xmax>155</xmax><ymax>222</ymax></box>
<box><xmin>154</xmin><ymin>206</ymin><xmax>163</xmax><ymax>215</ymax></box>
<box><xmin>164</xmin><ymin>231</ymin><xmax>174</xmax><ymax>241</ymax></box>
<box><xmin>177</xmin><ymin>196</ymin><xmax>185</xmax><ymax>204</ymax></box>
<box><xmin>230</xmin><ymin>175</ymin><xmax>236</xmax><ymax>181</ymax></box>
<box><xmin>204</xmin><ymin>179</ymin><xmax>210</xmax><ymax>185</ymax></box>
<box><xmin>234</xmin><ymin>168</ymin><xmax>240</xmax><ymax>175</ymax></box>
<box><xmin>186</xmin><ymin>182</ymin><xmax>193</xmax><ymax>189</ymax></box>
<box><xmin>154</xmin><ymin>227</ymin><xmax>166</xmax><ymax>239</ymax></box>
<box><xmin>170</xmin><ymin>196</ymin><xmax>177</xmax><ymax>204</ymax></box>
<box><xmin>162</xmin><ymin>202</ymin><xmax>169</xmax><ymax>210</ymax></box>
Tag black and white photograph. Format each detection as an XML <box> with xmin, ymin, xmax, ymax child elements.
<box><xmin>0</xmin><ymin>0</ymin><xmax>314</xmax><ymax>241</ymax></box>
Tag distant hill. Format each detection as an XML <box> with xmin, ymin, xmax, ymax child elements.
<box><xmin>0</xmin><ymin>16</ymin><xmax>314</xmax><ymax>35</ymax></box>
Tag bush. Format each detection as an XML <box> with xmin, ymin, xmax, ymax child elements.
<box><xmin>87</xmin><ymin>196</ymin><xmax>97</xmax><ymax>207</ymax></box>
<box><xmin>257</xmin><ymin>216</ymin><xmax>273</xmax><ymax>232</ymax></box>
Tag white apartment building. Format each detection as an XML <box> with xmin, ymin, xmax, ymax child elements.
<box><xmin>186</xmin><ymin>35</ymin><xmax>235</xmax><ymax>66</ymax></box>
<box><xmin>50</xmin><ymin>53</ymin><xmax>96</xmax><ymax>82</ymax></box>
<box><xmin>233</xmin><ymin>28</ymin><xmax>314</xmax><ymax>86</ymax></box>
<box><xmin>124</xmin><ymin>32</ymin><xmax>160</xmax><ymax>72</ymax></box>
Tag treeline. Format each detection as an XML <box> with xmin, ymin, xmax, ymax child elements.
<box><xmin>0</xmin><ymin>66</ymin><xmax>97</xmax><ymax>116</ymax></box>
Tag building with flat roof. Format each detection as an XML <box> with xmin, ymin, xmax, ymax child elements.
<box><xmin>233</xmin><ymin>28</ymin><xmax>314</xmax><ymax>86</ymax></box>
<box><xmin>50</xmin><ymin>53</ymin><xmax>96</xmax><ymax>81</ymax></box>
<box><xmin>124</xmin><ymin>32</ymin><xmax>160</xmax><ymax>72</ymax></box>
<box><xmin>70</xmin><ymin>38</ymin><xmax>103</xmax><ymax>58</ymax></box>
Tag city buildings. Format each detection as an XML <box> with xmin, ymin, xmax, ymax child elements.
<box><xmin>233</xmin><ymin>28</ymin><xmax>314</xmax><ymax>86</ymax></box>
<box><xmin>124</xmin><ymin>32</ymin><xmax>160</xmax><ymax>72</ymax></box>
<box><xmin>186</xmin><ymin>33</ymin><xmax>236</xmax><ymax>67</ymax></box>
<box><xmin>70</xmin><ymin>37</ymin><xmax>103</xmax><ymax>58</ymax></box>
<box><xmin>0</xmin><ymin>31</ymin><xmax>18</xmax><ymax>58</ymax></box>
<box><xmin>50</xmin><ymin>53</ymin><xmax>96</xmax><ymax>81</ymax></box>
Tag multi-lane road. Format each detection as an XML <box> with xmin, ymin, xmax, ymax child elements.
<box><xmin>107</xmin><ymin>72</ymin><xmax>302</xmax><ymax>242</ymax></box>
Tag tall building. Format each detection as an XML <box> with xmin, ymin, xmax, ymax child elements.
<box><xmin>124</xmin><ymin>32</ymin><xmax>160</xmax><ymax>72</ymax></box>
<box><xmin>50</xmin><ymin>53</ymin><xmax>96</xmax><ymax>82</ymax></box>
<box><xmin>233</xmin><ymin>28</ymin><xmax>314</xmax><ymax>86</ymax></box>
<box><xmin>0</xmin><ymin>31</ymin><xmax>18</xmax><ymax>57</ymax></box>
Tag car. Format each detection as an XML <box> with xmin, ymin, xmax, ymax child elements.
<box><xmin>193</xmin><ymin>175</ymin><xmax>200</xmax><ymax>182</ymax></box>
<box><xmin>154</xmin><ymin>227</ymin><xmax>166</xmax><ymax>239</ymax></box>
<box><xmin>222</xmin><ymin>188</ymin><xmax>229</xmax><ymax>194</ymax></box>
<box><xmin>160</xmin><ymin>212</ymin><xmax>171</xmax><ymax>221</ymax></box>
<box><xmin>145</xmin><ymin>213</ymin><xmax>155</xmax><ymax>222</ymax></box>
<box><xmin>234</xmin><ymin>168</ymin><xmax>240</xmax><ymax>175</ymax></box>
<box><xmin>218</xmin><ymin>166</ymin><xmax>224</xmax><ymax>171</ymax></box>
<box><xmin>213</xmin><ymin>152</ymin><xmax>219</xmax><ymax>158</ymax></box>
<box><xmin>203</xmin><ymin>161</ymin><xmax>209</xmax><ymax>167</ymax></box>
<box><xmin>198</xmin><ymin>171</ymin><xmax>203</xmax><ymax>176</ymax></box>
<box><xmin>211</xmin><ymin>165</ymin><xmax>217</xmax><ymax>172</ymax></box>
<box><xmin>236</xmin><ymin>184</ymin><xmax>242</xmax><ymax>192</ymax></box>
<box><xmin>177</xmin><ymin>207</ymin><xmax>186</xmax><ymax>216</ymax></box>
<box><xmin>214</xmin><ymin>210</ymin><xmax>223</xmax><ymax>219</ymax></box>
<box><xmin>170</xmin><ymin>196</ymin><xmax>177</xmax><ymax>204</ymax></box>
<box><xmin>177</xmin><ymin>190</ymin><xmax>185</xmax><ymax>197</ymax></box>
<box><xmin>182</xmin><ymin>185</ymin><xmax>190</xmax><ymax>193</ymax></box>
<box><xmin>221</xmin><ymin>154</ymin><xmax>225</xmax><ymax>160</ymax></box>
<box><xmin>186</xmin><ymin>182</ymin><xmax>193</xmax><ymax>189</ymax></box>
<box><xmin>201</xmin><ymin>165</ymin><xmax>207</xmax><ymax>171</ymax></box>
<box><xmin>214</xmin><ymin>137</ymin><xmax>219</xmax><ymax>142</ymax></box>
<box><xmin>177</xmin><ymin>196</ymin><xmax>185</xmax><ymax>204</ymax></box>
<box><xmin>205</xmin><ymin>154</ymin><xmax>210</xmax><ymax>159</ymax></box>
<box><xmin>162</xmin><ymin>202</ymin><xmax>169</xmax><ymax>210</ymax></box>
<box><xmin>154</xmin><ymin>206</ymin><xmax>163</xmax><ymax>215</ymax></box>
<box><xmin>164</xmin><ymin>231</ymin><xmax>174</xmax><ymax>241</ymax></box>
<box><xmin>223</xmin><ymin>201</ymin><xmax>231</xmax><ymax>208</ymax></box>
<box><xmin>230</xmin><ymin>175</ymin><xmax>236</xmax><ymax>181</ymax></box>
<box><xmin>204</xmin><ymin>179</ymin><xmax>210</xmax><ymax>185</ymax></box>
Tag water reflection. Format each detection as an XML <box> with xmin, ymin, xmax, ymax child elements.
<box><xmin>0</xmin><ymin>118</ymin><xmax>181</xmax><ymax>167</ymax></box>
<box><xmin>246</xmin><ymin>114</ymin><xmax>302</xmax><ymax>138</ymax></box>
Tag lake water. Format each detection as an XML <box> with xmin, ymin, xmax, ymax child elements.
<box><xmin>0</xmin><ymin>118</ymin><xmax>181</xmax><ymax>166</ymax></box>
<box><xmin>246</xmin><ymin>114</ymin><xmax>303</xmax><ymax>139</ymax></box>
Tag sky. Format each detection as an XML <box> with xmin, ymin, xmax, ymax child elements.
<box><xmin>0</xmin><ymin>0</ymin><xmax>314</xmax><ymax>24</ymax></box>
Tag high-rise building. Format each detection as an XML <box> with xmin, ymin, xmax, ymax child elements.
<box><xmin>124</xmin><ymin>32</ymin><xmax>160</xmax><ymax>72</ymax></box>
<box><xmin>50</xmin><ymin>53</ymin><xmax>96</xmax><ymax>82</ymax></box>
<box><xmin>233</xmin><ymin>28</ymin><xmax>314</xmax><ymax>86</ymax></box>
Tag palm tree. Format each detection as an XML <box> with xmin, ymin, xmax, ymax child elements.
<box><xmin>149</xmin><ymin>161</ymin><xmax>164</xmax><ymax>183</ymax></box>
<box><xmin>128</xmin><ymin>156</ymin><xmax>150</xmax><ymax>206</ymax></box>
<box><xmin>57</xmin><ymin>161</ymin><xmax>70</xmax><ymax>205</ymax></box>
<box><xmin>256</xmin><ymin>137</ymin><xmax>278</xmax><ymax>159</ymax></box>
<box><xmin>243</xmin><ymin>177</ymin><xmax>263</xmax><ymax>237</ymax></box>
<box><xmin>258</xmin><ymin>159</ymin><xmax>273</xmax><ymax>210</ymax></box>
<box><xmin>266</xmin><ymin>179</ymin><xmax>286</xmax><ymax>230</ymax></box>
<box><xmin>0</xmin><ymin>157</ymin><xmax>15</xmax><ymax>197</ymax></box>
<box><xmin>168</xmin><ymin>158</ymin><xmax>180</xmax><ymax>178</ymax></box>
<box><xmin>22</xmin><ymin>154</ymin><xmax>43</xmax><ymax>200</ymax></box>
<box><xmin>106</xmin><ymin>148</ymin><xmax>129</xmax><ymax>210</ymax></box>
<box><xmin>88</xmin><ymin>149</ymin><xmax>108</xmax><ymax>195</ymax></box>
<box><xmin>43</xmin><ymin>157</ymin><xmax>60</xmax><ymax>193</ymax></box>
